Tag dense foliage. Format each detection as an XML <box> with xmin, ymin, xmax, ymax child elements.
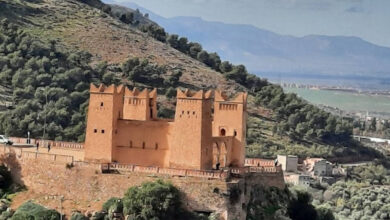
<box><xmin>246</xmin><ymin>185</ymin><xmax>336</xmax><ymax>220</ymax></box>
<box><xmin>246</xmin><ymin>186</ymin><xmax>290</xmax><ymax>220</ymax></box>
<box><xmin>123</xmin><ymin>180</ymin><xmax>182</xmax><ymax>220</ymax></box>
<box><xmin>315</xmin><ymin>181</ymin><xmax>390</xmax><ymax>220</ymax></box>
<box><xmin>353</xmin><ymin>117</ymin><xmax>390</xmax><ymax>139</ymax></box>
<box><xmin>255</xmin><ymin>86</ymin><xmax>352</xmax><ymax>142</ymax></box>
<box><xmin>0</xmin><ymin>19</ymin><xmax>111</xmax><ymax>141</ymax></box>
<box><xmin>346</xmin><ymin>164</ymin><xmax>390</xmax><ymax>185</ymax></box>
<box><xmin>10</xmin><ymin>201</ymin><xmax>60</xmax><ymax>220</ymax></box>
<box><xmin>96</xmin><ymin>180</ymin><xmax>210</xmax><ymax>220</ymax></box>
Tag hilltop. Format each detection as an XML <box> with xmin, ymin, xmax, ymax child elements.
<box><xmin>0</xmin><ymin>0</ymin><xmax>383</xmax><ymax>162</ymax></box>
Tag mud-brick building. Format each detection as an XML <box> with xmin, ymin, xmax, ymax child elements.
<box><xmin>84</xmin><ymin>84</ymin><xmax>247</xmax><ymax>170</ymax></box>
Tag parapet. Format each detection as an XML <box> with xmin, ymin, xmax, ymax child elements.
<box><xmin>176</xmin><ymin>89</ymin><xmax>213</xmax><ymax>99</ymax></box>
<box><xmin>90</xmin><ymin>84</ymin><xmax>124</xmax><ymax>94</ymax></box>
<box><xmin>215</xmin><ymin>90</ymin><xmax>247</xmax><ymax>104</ymax></box>
<box><xmin>124</xmin><ymin>87</ymin><xmax>157</xmax><ymax>99</ymax></box>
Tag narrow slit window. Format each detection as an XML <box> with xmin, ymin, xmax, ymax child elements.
<box><xmin>94</xmin><ymin>129</ymin><xmax>97</xmax><ymax>133</ymax></box>
<box><xmin>100</xmin><ymin>102</ymin><xmax>104</xmax><ymax>107</ymax></box>
<box><xmin>101</xmin><ymin>129</ymin><xmax>105</xmax><ymax>134</ymax></box>
<box><xmin>142</xmin><ymin>142</ymin><xmax>145</xmax><ymax>149</ymax></box>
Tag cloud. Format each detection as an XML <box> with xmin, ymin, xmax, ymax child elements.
<box><xmin>345</xmin><ymin>6</ymin><xmax>364</xmax><ymax>13</ymax></box>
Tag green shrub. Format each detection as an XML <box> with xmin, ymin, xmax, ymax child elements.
<box><xmin>0</xmin><ymin>210</ymin><xmax>13</xmax><ymax>220</ymax></box>
<box><xmin>70</xmin><ymin>212</ymin><xmax>88</xmax><ymax>220</ymax></box>
<box><xmin>123</xmin><ymin>180</ymin><xmax>182</xmax><ymax>220</ymax></box>
<box><xmin>102</xmin><ymin>197</ymin><xmax>122</xmax><ymax>212</ymax></box>
<box><xmin>316</xmin><ymin>205</ymin><xmax>335</xmax><ymax>220</ymax></box>
<box><xmin>11</xmin><ymin>201</ymin><xmax>60</xmax><ymax>220</ymax></box>
<box><xmin>288</xmin><ymin>188</ymin><xmax>318</xmax><ymax>220</ymax></box>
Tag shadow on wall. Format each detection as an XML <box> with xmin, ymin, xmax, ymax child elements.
<box><xmin>0</xmin><ymin>152</ymin><xmax>24</xmax><ymax>186</ymax></box>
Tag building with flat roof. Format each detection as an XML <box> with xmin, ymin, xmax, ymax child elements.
<box><xmin>84</xmin><ymin>84</ymin><xmax>247</xmax><ymax>170</ymax></box>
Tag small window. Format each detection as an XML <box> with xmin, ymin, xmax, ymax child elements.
<box><xmin>234</xmin><ymin>130</ymin><xmax>237</xmax><ymax>137</ymax></box>
<box><xmin>220</xmin><ymin>128</ymin><xmax>226</xmax><ymax>136</ymax></box>
<box><xmin>94</xmin><ymin>129</ymin><xmax>97</xmax><ymax>133</ymax></box>
<box><xmin>100</xmin><ymin>102</ymin><xmax>104</xmax><ymax>107</ymax></box>
<box><xmin>193</xmin><ymin>111</ymin><xmax>195</xmax><ymax>115</ymax></box>
<box><xmin>155</xmin><ymin>143</ymin><xmax>158</xmax><ymax>150</ymax></box>
<box><xmin>142</xmin><ymin>142</ymin><xmax>145</xmax><ymax>149</ymax></box>
<box><xmin>187</xmin><ymin>111</ymin><xmax>190</xmax><ymax>114</ymax></box>
<box><xmin>101</xmin><ymin>130</ymin><xmax>105</xmax><ymax>134</ymax></box>
<box><xmin>130</xmin><ymin>141</ymin><xmax>133</xmax><ymax>148</ymax></box>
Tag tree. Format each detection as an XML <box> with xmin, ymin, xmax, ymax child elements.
<box><xmin>224</xmin><ymin>65</ymin><xmax>247</xmax><ymax>85</ymax></box>
<box><xmin>188</xmin><ymin>42</ymin><xmax>202</xmax><ymax>58</ymax></box>
<box><xmin>164</xmin><ymin>70</ymin><xmax>182</xmax><ymax>86</ymax></box>
<box><xmin>101</xmin><ymin>5</ymin><xmax>111</xmax><ymax>14</ymax></box>
<box><xmin>123</xmin><ymin>180</ymin><xmax>183</xmax><ymax>220</ymax></box>
<box><xmin>220</xmin><ymin>61</ymin><xmax>233</xmax><ymax>73</ymax></box>
<box><xmin>196</xmin><ymin>50</ymin><xmax>210</xmax><ymax>65</ymax></box>
<box><xmin>178</xmin><ymin>37</ymin><xmax>189</xmax><ymax>52</ymax></box>
<box><xmin>288</xmin><ymin>189</ymin><xmax>318</xmax><ymax>220</ymax></box>
<box><xmin>167</xmin><ymin>34</ymin><xmax>179</xmax><ymax>49</ymax></box>
<box><xmin>316</xmin><ymin>205</ymin><xmax>335</xmax><ymax>220</ymax></box>
<box><xmin>120</xmin><ymin>12</ymin><xmax>134</xmax><ymax>24</ymax></box>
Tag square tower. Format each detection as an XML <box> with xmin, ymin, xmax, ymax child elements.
<box><xmin>84</xmin><ymin>84</ymin><xmax>124</xmax><ymax>162</ymax></box>
<box><xmin>213</xmin><ymin>91</ymin><xmax>247</xmax><ymax>167</ymax></box>
<box><xmin>169</xmin><ymin>89</ymin><xmax>214</xmax><ymax>170</ymax></box>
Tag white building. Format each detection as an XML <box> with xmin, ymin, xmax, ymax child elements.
<box><xmin>304</xmin><ymin>158</ymin><xmax>333</xmax><ymax>177</ymax></box>
<box><xmin>284</xmin><ymin>174</ymin><xmax>312</xmax><ymax>186</ymax></box>
<box><xmin>277</xmin><ymin>155</ymin><xmax>298</xmax><ymax>172</ymax></box>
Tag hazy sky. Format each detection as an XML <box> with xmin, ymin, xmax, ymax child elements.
<box><xmin>106</xmin><ymin>0</ymin><xmax>390</xmax><ymax>47</ymax></box>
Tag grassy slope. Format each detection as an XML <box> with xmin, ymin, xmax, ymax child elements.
<box><xmin>0</xmin><ymin>0</ymin><xmax>377</xmax><ymax>161</ymax></box>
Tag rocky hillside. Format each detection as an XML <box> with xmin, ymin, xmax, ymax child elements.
<box><xmin>0</xmin><ymin>0</ymin><xmax>239</xmax><ymax>92</ymax></box>
<box><xmin>0</xmin><ymin>0</ymin><xmax>382</xmax><ymax>161</ymax></box>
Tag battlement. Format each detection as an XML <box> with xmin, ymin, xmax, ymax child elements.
<box><xmin>176</xmin><ymin>88</ymin><xmax>213</xmax><ymax>99</ymax></box>
<box><xmin>215</xmin><ymin>90</ymin><xmax>247</xmax><ymax>104</ymax></box>
<box><xmin>86</xmin><ymin>83</ymin><xmax>248</xmax><ymax>169</ymax></box>
<box><xmin>90</xmin><ymin>84</ymin><xmax>124</xmax><ymax>94</ymax></box>
<box><xmin>124</xmin><ymin>87</ymin><xmax>157</xmax><ymax>99</ymax></box>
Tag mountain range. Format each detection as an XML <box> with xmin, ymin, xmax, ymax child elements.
<box><xmin>105</xmin><ymin>1</ymin><xmax>390</xmax><ymax>88</ymax></box>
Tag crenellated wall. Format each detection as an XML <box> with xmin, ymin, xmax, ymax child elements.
<box><xmin>84</xmin><ymin>84</ymin><xmax>248</xmax><ymax>171</ymax></box>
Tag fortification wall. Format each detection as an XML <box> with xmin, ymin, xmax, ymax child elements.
<box><xmin>4</xmin><ymin>157</ymin><xmax>233</xmax><ymax>218</ymax></box>
<box><xmin>0</xmin><ymin>150</ymin><xmax>284</xmax><ymax>220</ymax></box>
<box><xmin>114</xmin><ymin>120</ymin><xmax>172</xmax><ymax>166</ymax></box>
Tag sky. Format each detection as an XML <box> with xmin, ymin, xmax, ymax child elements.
<box><xmin>105</xmin><ymin>0</ymin><xmax>390</xmax><ymax>48</ymax></box>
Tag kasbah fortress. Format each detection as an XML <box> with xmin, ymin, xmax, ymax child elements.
<box><xmin>0</xmin><ymin>84</ymin><xmax>285</xmax><ymax>220</ymax></box>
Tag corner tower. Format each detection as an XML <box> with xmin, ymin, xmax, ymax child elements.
<box><xmin>169</xmin><ymin>89</ymin><xmax>214</xmax><ymax>170</ymax></box>
<box><xmin>84</xmin><ymin>84</ymin><xmax>124</xmax><ymax>162</ymax></box>
<box><xmin>213</xmin><ymin>90</ymin><xmax>247</xmax><ymax>167</ymax></box>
